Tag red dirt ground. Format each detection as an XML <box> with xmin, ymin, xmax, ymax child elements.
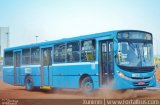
<box><xmin>0</xmin><ymin>80</ymin><xmax>160</xmax><ymax>99</ymax></box>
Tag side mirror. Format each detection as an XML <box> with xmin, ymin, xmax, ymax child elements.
<box><xmin>155</xmin><ymin>64</ymin><xmax>159</xmax><ymax>70</ymax></box>
<box><xmin>114</xmin><ymin>51</ymin><xmax>117</xmax><ymax>58</ymax></box>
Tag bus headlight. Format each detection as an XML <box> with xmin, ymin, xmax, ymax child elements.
<box><xmin>117</xmin><ymin>71</ymin><xmax>131</xmax><ymax>80</ymax></box>
<box><xmin>117</xmin><ymin>71</ymin><xmax>125</xmax><ymax>78</ymax></box>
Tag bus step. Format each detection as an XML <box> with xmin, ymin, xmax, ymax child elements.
<box><xmin>40</xmin><ymin>86</ymin><xmax>52</xmax><ymax>90</ymax></box>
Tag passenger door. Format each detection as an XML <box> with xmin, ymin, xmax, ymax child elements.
<box><xmin>41</xmin><ymin>47</ymin><xmax>52</xmax><ymax>86</ymax></box>
<box><xmin>14</xmin><ymin>51</ymin><xmax>21</xmax><ymax>85</ymax></box>
<box><xmin>99</xmin><ymin>40</ymin><xmax>114</xmax><ymax>86</ymax></box>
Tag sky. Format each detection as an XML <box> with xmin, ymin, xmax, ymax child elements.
<box><xmin>0</xmin><ymin>0</ymin><xmax>160</xmax><ymax>56</ymax></box>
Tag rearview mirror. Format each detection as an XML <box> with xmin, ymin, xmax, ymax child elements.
<box><xmin>155</xmin><ymin>64</ymin><xmax>159</xmax><ymax>70</ymax></box>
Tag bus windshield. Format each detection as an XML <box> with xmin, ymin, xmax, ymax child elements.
<box><xmin>117</xmin><ymin>31</ymin><xmax>153</xmax><ymax>67</ymax></box>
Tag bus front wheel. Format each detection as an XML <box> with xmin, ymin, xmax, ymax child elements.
<box><xmin>25</xmin><ymin>76</ymin><xmax>34</xmax><ymax>91</ymax></box>
<box><xmin>81</xmin><ymin>77</ymin><xmax>94</xmax><ymax>94</ymax></box>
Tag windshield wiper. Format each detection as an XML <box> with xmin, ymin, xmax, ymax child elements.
<box><xmin>127</xmin><ymin>41</ymin><xmax>142</xmax><ymax>67</ymax></box>
<box><xmin>128</xmin><ymin>41</ymin><xmax>140</xmax><ymax>59</ymax></box>
<box><xmin>136</xmin><ymin>44</ymin><xmax>142</xmax><ymax>66</ymax></box>
<box><xmin>128</xmin><ymin>41</ymin><xmax>136</xmax><ymax>52</ymax></box>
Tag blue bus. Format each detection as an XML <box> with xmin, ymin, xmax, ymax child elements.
<box><xmin>3</xmin><ymin>30</ymin><xmax>156</xmax><ymax>93</ymax></box>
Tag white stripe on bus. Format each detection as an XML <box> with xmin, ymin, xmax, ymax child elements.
<box><xmin>21</xmin><ymin>65</ymin><xmax>41</xmax><ymax>68</ymax></box>
<box><xmin>3</xmin><ymin>66</ymin><xmax>14</xmax><ymax>69</ymax></box>
<box><xmin>3</xmin><ymin>62</ymin><xmax>98</xmax><ymax>68</ymax></box>
<box><xmin>52</xmin><ymin>61</ymin><xmax>98</xmax><ymax>66</ymax></box>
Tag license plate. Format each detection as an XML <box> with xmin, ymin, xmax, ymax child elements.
<box><xmin>132</xmin><ymin>73</ymin><xmax>140</xmax><ymax>77</ymax></box>
<box><xmin>138</xmin><ymin>81</ymin><xmax>145</xmax><ymax>85</ymax></box>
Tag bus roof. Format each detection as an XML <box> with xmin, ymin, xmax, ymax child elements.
<box><xmin>4</xmin><ymin>30</ymin><xmax>151</xmax><ymax>51</ymax></box>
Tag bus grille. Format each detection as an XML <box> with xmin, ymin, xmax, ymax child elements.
<box><xmin>133</xmin><ymin>82</ymin><xmax>149</xmax><ymax>87</ymax></box>
<box><xmin>131</xmin><ymin>77</ymin><xmax>151</xmax><ymax>79</ymax></box>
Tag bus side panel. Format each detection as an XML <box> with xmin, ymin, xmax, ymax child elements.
<box><xmin>51</xmin><ymin>75</ymin><xmax>99</xmax><ymax>89</ymax></box>
<box><xmin>20</xmin><ymin>66</ymin><xmax>41</xmax><ymax>86</ymax></box>
<box><xmin>31</xmin><ymin>76</ymin><xmax>41</xmax><ymax>86</ymax></box>
<box><xmin>19</xmin><ymin>75</ymin><xmax>25</xmax><ymax>85</ymax></box>
<box><xmin>3</xmin><ymin>67</ymin><xmax>14</xmax><ymax>85</ymax></box>
<box><xmin>51</xmin><ymin>64</ymin><xmax>99</xmax><ymax>88</ymax></box>
<box><xmin>52</xmin><ymin>76</ymin><xmax>80</xmax><ymax>88</ymax></box>
<box><xmin>52</xmin><ymin>64</ymin><xmax>98</xmax><ymax>76</ymax></box>
<box><xmin>91</xmin><ymin>75</ymin><xmax>99</xmax><ymax>89</ymax></box>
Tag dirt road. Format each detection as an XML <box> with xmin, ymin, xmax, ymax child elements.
<box><xmin>0</xmin><ymin>80</ymin><xmax>160</xmax><ymax>99</ymax></box>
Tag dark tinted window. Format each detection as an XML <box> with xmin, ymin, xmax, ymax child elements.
<box><xmin>108</xmin><ymin>42</ymin><xmax>114</xmax><ymax>72</ymax></box>
<box><xmin>54</xmin><ymin>44</ymin><xmax>66</xmax><ymax>63</ymax></box>
<box><xmin>22</xmin><ymin>48</ymin><xmax>30</xmax><ymax>65</ymax></box>
<box><xmin>31</xmin><ymin>47</ymin><xmax>40</xmax><ymax>64</ymax></box>
<box><xmin>42</xmin><ymin>48</ymin><xmax>52</xmax><ymax>66</ymax></box>
<box><xmin>4</xmin><ymin>51</ymin><xmax>13</xmax><ymax>66</ymax></box>
<box><xmin>67</xmin><ymin>41</ymin><xmax>80</xmax><ymax>62</ymax></box>
<box><xmin>15</xmin><ymin>52</ymin><xmax>21</xmax><ymax>67</ymax></box>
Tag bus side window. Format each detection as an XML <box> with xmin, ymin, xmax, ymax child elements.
<box><xmin>4</xmin><ymin>51</ymin><xmax>13</xmax><ymax>66</ymax></box>
<box><xmin>54</xmin><ymin>43</ymin><xmax>66</xmax><ymax>63</ymax></box>
<box><xmin>81</xmin><ymin>39</ymin><xmax>96</xmax><ymax>61</ymax></box>
<box><xmin>67</xmin><ymin>41</ymin><xmax>80</xmax><ymax>62</ymax></box>
<box><xmin>22</xmin><ymin>48</ymin><xmax>31</xmax><ymax>65</ymax></box>
<box><xmin>31</xmin><ymin>47</ymin><xmax>40</xmax><ymax>65</ymax></box>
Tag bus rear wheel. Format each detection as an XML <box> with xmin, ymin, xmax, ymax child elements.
<box><xmin>25</xmin><ymin>76</ymin><xmax>34</xmax><ymax>91</ymax></box>
<box><xmin>81</xmin><ymin>77</ymin><xmax>94</xmax><ymax>94</ymax></box>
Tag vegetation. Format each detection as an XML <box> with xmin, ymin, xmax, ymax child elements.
<box><xmin>155</xmin><ymin>57</ymin><xmax>160</xmax><ymax>61</ymax></box>
<box><xmin>154</xmin><ymin>57</ymin><xmax>160</xmax><ymax>65</ymax></box>
<box><xmin>0</xmin><ymin>57</ymin><xmax>3</xmax><ymax>63</ymax></box>
<box><xmin>154</xmin><ymin>57</ymin><xmax>160</xmax><ymax>81</ymax></box>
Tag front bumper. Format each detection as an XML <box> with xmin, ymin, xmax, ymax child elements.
<box><xmin>113</xmin><ymin>75</ymin><xmax>156</xmax><ymax>90</ymax></box>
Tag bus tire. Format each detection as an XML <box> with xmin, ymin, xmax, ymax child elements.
<box><xmin>81</xmin><ymin>76</ymin><xmax>94</xmax><ymax>94</ymax></box>
<box><xmin>25</xmin><ymin>76</ymin><xmax>34</xmax><ymax>91</ymax></box>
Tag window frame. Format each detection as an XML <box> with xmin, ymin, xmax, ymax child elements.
<box><xmin>66</xmin><ymin>41</ymin><xmax>80</xmax><ymax>62</ymax></box>
<box><xmin>81</xmin><ymin>39</ymin><xmax>96</xmax><ymax>62</ymax></box>
<box><xmin>54</xmin><ymin>43</ymin><xmax>66</xmax><ymax>63</ymax></box>
<box><xmin>42</xmin><ymin>47</ymin><xmax>52</xmax><ymax>66</ymax></box>
<box><xmin>31</xmin><ymin>47</ymin><xmax>40</xmax><ymax>65</ymax></box>
<box><xmin>4</xmin><ymin>51</ymin><xmax>13</xmax><ymax>66</ymax></box>
<box><xmin>22</xmin><ymin>48</ymin><xmax>31</xmax><ymax>65</ymax></box>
